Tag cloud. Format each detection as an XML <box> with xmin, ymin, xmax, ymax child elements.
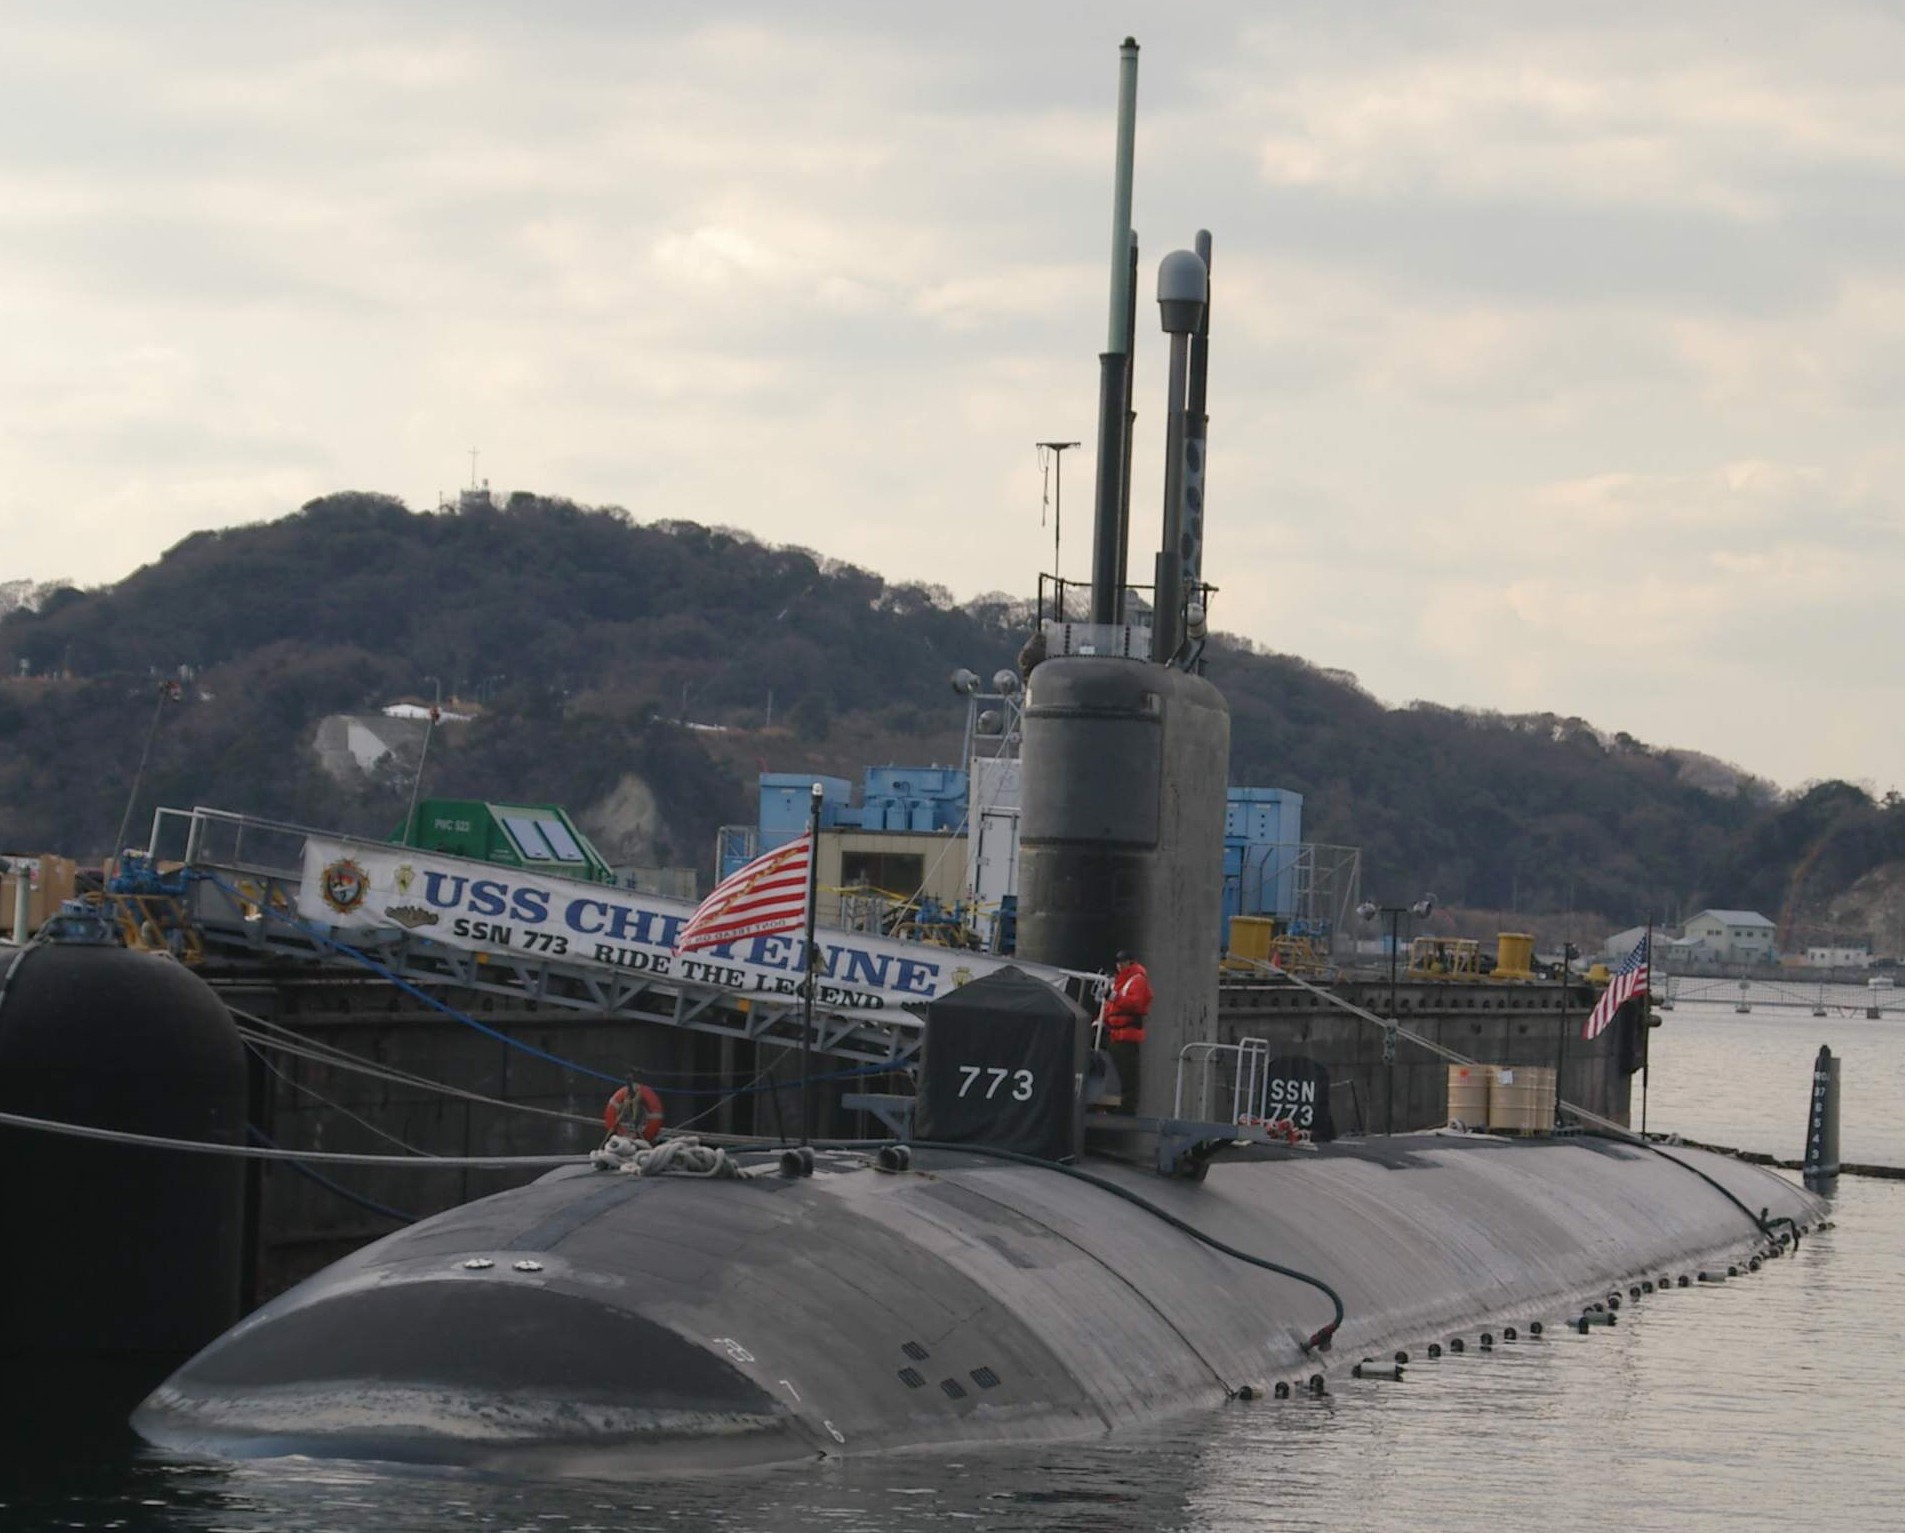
<box><xmin>0</xmin><ymin>0</ymin><xmax>1902</xmax><ymax>789</ymax></box>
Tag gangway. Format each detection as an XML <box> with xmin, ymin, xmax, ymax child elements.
<box><xmin>143</xmin><ymin>807</ymin><xmax>1094</xmax><ymax>1069</ymax></box>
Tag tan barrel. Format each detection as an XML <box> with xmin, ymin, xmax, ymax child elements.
<box><xmin>1487</xmin><ymin>1065</ymin><xmax>1556</xmax><ymax>1134</ymax></box>
<box><xmin>1447</xmin><ymin>1064</ymin><xmax>1490</xmax><ymax>1128</ymax></box>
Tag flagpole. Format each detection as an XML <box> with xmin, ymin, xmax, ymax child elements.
<box><xmin>1640</xmin><ymin>919</ymin><xmax>1653</xmax><ymax>1137</ymax></box>
<box><xmin>799</xmin><ymin>783</ymin><xmax>822</xmax><ymax>1147</ymax></box>
<box><xmin>1553</xmin><ymin>940</ymin><xmax>1571</xmax><ymax>1129</ymax></box>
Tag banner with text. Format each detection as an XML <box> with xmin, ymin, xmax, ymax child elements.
<box><xmin>297</xmin><ymin>838</ymin><xmax>1091</xmax><ymax>1023</ymax></box>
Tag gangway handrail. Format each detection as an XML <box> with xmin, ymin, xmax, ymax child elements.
<box><xmin>150</xmin><ymin>804</ymin><xmax>342</xmax><ymax>878</ymax></box>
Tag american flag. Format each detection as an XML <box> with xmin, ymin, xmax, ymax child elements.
<box><xmin>1583</xmin><ymin>932</ymin><xmax>1650</xmax><ymax>1040</ymax></box>
<box><xmin>676</xmin><ymin>833</ymin><xmax>812</xmax><ymax>952</ymax></box>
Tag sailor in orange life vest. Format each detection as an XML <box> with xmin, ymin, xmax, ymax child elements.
<box><xmin>1099</xmin><ymin>951</ymin><xmax>1152</xmax><ymax>1110</ymax></box>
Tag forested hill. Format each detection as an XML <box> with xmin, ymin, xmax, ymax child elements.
<box><xmin>2</xmin><ymin>491</ymin><xmax>1899</xmax><ymax>941</ymax></box>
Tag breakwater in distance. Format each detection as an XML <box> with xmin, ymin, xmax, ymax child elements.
<box><xmin>1663</xmin><ymin>971</ymin><xmax>1904</xmax><ymax>1014</ymax></box>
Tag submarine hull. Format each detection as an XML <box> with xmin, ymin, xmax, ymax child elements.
<box><xmin>136</xmin><ymin>1137</ymin><xmax>1822</xmax><ymax>1474</ymax></box>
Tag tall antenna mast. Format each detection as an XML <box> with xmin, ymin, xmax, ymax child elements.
<box><xmin>1088</xmin><ymin>39</ymin><xmax>1140</xmax><ymax>626</ymax></box>
<box><xmin>1036</xmin><ymin>441</ymin><xmax>1082</xmax><ymax>579</ymax></box>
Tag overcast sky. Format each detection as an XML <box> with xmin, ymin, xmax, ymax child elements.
<box><xmin>3</xmin><ymin>1</ymin><xmax>1900</xmax><ymax>790</ymax></box>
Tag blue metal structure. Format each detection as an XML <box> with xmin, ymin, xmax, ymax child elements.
<box><xmin>759</xmin><ymin>775</ymin><xmax>853</xmax><ymax>845</ymax></box>
<box><xmin>1222</xmin><ymin>787</ymin><xmax>1304</xmax><ymax>926</ymax></box>
<box><xmin>724</xmin><ymin>769</ymin><xmax>970</xmax><ymax>878</ymax></box>
<box><xmin>731</xmin><ymin>775</ymin><xmax>1307</xmax><ymax>927</ymax></box>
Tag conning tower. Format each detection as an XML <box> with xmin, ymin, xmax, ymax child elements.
<box><xmin>1015</xmin><ymin>38</ymin><xmax>1230</xmax><ymax>1118</ymax></box>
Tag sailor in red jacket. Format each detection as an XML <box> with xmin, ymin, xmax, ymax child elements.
<box><xmin>1100</xmin><ymin>951</ymin><xmax>1152</xmax><ymax>1109</ymax></box>
<box><xmin>1104</xmin><ymin>952</ymin><xmax>1152</xmax><ymax>1042</ymax></box>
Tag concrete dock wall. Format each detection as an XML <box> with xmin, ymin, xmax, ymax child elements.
<box><xmin>1218</xmin><ymin>975</ymin><xmax>1633</xmax><ymax>1134</ymax></box>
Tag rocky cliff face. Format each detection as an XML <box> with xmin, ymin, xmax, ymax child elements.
<box><xmin>1826</xmin><ymin>863</ymin><xmax>1905</xmax><ymax>959</ymax></box>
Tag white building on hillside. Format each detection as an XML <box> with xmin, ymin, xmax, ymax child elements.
<box><xmin>1804</xmin><ymin>944</ymin><xmax>1871</xmax><ymax>969</ymax></box>
<box><xmin>1683</xmin><ymin>909</ymin><xmax>1776</xmax><ymax>965</ymax></box>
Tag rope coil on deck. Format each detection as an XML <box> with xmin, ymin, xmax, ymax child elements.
<box><xmin>589</xmin><ymin>1134</ymin><xmax>740</xmax><ymax>1178</ymax></box>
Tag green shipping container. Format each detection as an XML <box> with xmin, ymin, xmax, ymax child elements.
<box><xmin>392</xmin><ymin>798</ymin><xmax>617</xmax><ymax>885</ymax></box>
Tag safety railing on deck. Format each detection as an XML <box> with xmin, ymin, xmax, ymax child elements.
<box><xmin>1173</xmin><ymin>1038</ymin><xmax>1274</xmax><ymax>1126</ymax></box>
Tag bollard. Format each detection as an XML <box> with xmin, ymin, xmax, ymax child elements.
<box><xmin>1353</xmin><ymin>1360</ymin><xmax>1405</xmax><ymax>1381</ymax></box>
<box><xmin>10</xmin><ymin>873</ymin><xmax>27</xmax><ymax>945</ymax></box>
<box><xmin>1803</xmin><ymin>1045</ymin><xmax>1841</xmax><ymax>1190</ymax></box>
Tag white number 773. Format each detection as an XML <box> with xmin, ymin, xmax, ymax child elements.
<box><xmin>956</xmin><ymin>1066</ymin><xmax>1035</xmax><ymax>1101</ymax></box>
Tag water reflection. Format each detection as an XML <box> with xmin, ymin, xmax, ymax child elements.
<box><xmin>1646</xmin><ymin>1001</ymin><xmax>1905</xmax><ymax>1164</ymax></box>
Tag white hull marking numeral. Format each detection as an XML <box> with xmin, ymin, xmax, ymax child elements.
<box><xmin>957</xmin><ymin>1066</ymin><xmax>1038</xmax><ymax>1101</ymax></box>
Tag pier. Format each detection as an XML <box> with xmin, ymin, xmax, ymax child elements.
<box><xmin>4</xmin><ymin>804</ymin><xmax>1644</xmax><ymax>1304</ymax></box>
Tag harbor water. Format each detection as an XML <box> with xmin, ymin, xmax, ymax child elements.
<box><xmin>4</xmin><ymin>999</ymin><xmax>1902</xmax><ymax>1531</ymax></box>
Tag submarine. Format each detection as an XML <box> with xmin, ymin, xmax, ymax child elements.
<box><xmin>134</xmin><ymin>39</ymin><xmax>1825</xmax><ymax>1473</ymax></box>
<box><xmin>134</xmin><ymin>1131</ymin><xmax>1817</xmax><ymax>1474</ymax></box>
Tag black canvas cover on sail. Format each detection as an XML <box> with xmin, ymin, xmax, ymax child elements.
<box><xmin>916</xmin><ymin>966</ymin><xmax>1089</xmax><ymax>1160</ymax></box>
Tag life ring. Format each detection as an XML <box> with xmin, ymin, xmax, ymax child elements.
<box><xmin>604</xmin><ymin>1083</ymin><xmax>664</xmax><ymax>1144</ymax></box>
